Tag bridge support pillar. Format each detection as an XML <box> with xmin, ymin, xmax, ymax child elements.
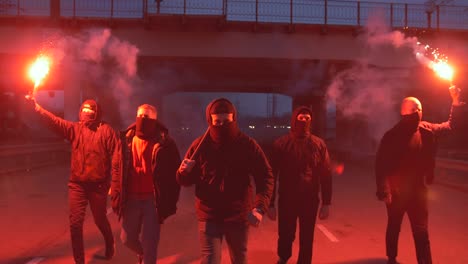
<box><xmin>63</xmin><ymin>80</ymin><xmax>82</xmax><ymax>122</ymax></box>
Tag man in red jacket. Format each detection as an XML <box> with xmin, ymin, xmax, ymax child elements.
<box><xmin>111</xmin><ymin>104</ymin><xmax>181</xmax><ymax>264</ymax></box>
<box><xmin>177</xmin><ymin>98</ymin><xmax>274</xmax><ymax>264</ymax></box>
<box><xmin>26</xmin><ymin>96</ymin><xmax>121</xmax><ymax>264</ymax></box>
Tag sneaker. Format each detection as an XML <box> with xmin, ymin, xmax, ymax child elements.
<box><xmin>387</xmin><ymin>258</ymin><xmax>400</xmax><ymax>264</ymax></box>
<box><xmin>105</xmin><ymin>242</ymin><xmax>115</xmax><ymax>260</ymax></box>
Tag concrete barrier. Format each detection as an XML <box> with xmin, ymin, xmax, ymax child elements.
<box><xmin>330</xmin><ymin>148</ymin><xmax>468</xmax><ymax>193</ymax></box>
<box><xmin>436</xmin><ymin>158</ymin><xmax>468</xmax><ymax>172</ymax></box>
<box><xmin>435</xmin><ymin>158</ymin><xmax>468</xmax><ymax>193</ymax></box>
<box><xmin>0</xmin><ymin>141</ymin><xmax>70</xmax><ymax>175</ymax></box>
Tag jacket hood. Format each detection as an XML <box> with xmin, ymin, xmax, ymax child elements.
<box><xmin>205</xmin><ymin>98</ymin><xmax>237</xmax><ymax>125</ymax></box>
<box><xmin>79</xmin><ymin>99</ymin><xmax>102</xmax><ymax>123</ymax></box>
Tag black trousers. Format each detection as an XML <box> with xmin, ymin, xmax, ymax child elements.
<box><xmin>386</xmin><ymin>191</ymin><xmax>432</xmax><ymax>264</ymax></box>
<box><xmin>277</xmin><ymin>198</ymin><xmax>320</xmax><ymax>264</ymax></box>
<box><xmin>68</xmin><ymin>181</ymin><xmax>114</xmax><ymax>264</ymax></box>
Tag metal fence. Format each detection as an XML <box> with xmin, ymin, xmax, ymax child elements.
<box><xmin>0</xmin><ymin>0</ymin><xmax>467</xmax><ymax>30</ymax></box>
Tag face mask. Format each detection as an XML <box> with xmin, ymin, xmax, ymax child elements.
<box><xmin>79</xmin><ymin>100</ymin><xmax>99</xmax><ymax>127</ymax></box>
<box><xmin>400</xmin><ymin>112</ymin><xmax>421</xmax><ymax>132</ymax></box>
<box><xmin>79</xmin><ymin>111</ymin><xmax>97</xmax><ymax>127</ymax></box>
<box><xmin>209</xmin><ymin>121</ymin><xmax>238</xmax><ymax>144</ymax></box>
<box><xmin>293</xmin><ymin>120</ymin><xmax>311</xmax><ymax>138</ymax></box>
<box><xmin>136</xmin><ymin>117</ymin><xmax>157</xmax><ymax>140</ymax></box>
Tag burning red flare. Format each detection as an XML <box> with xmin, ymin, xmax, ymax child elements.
<box><xmin>28</xmin><ymin>55</ymin><xmax>50</xmax><ymax>91</ymax></box>
<box><xmin>416</xmin><ymin>43</ymin><xmax>455</xmax><ymax>84</ymax></box>
<box><xmin>430</xmin><ymin>61</ymin><xmax>454</xmax><ymax>83</ymax></box>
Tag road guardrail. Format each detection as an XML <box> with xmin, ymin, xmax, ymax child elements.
<box><xmin>0</xmin><ymin>141</ymin><xmax>70</xmax><ymax>175</ymax></box>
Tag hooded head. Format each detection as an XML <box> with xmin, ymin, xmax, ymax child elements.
<box><xmin>399</xmin><ymin>97</ymin><xmax>422</xmax><ymax>132</ymax></box>
<box><xmin>205</xmin><ymin>98</ymin><xmax>239</xmax><ymax>144</ymax></box>
<box><xmin>135</xmin><ymin>104</ymin><xmax>159</xmax><ymax>140</ymax></box>
<box><xmin>290</xmin><ymin>106</ymin><xmax>313</xmax><ymax>138</ymax></box>
<box><xmin>79</xmin><ymin>99</ymin><xmax>101</xmax><ymax>127</ymax></box>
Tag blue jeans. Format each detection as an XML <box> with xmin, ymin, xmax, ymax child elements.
<box><xmin>121</xmin><ymin>198</ymin><xmax>160</xmax><ymax>264</ymax></box>
<box><xmin>198</xmin><ymin>221</ymin><xmax>249</xmax><ymax>264</ymax></box>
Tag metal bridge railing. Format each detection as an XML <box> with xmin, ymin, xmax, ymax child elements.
<box><xmin>0</xmin><ymin>0</ymin><xmax>467</xmax><ymax>30</ymax></box>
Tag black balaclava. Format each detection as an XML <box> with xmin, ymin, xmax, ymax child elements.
<box><xmin>79</xmin><ymin>99</ymin><xmax>101</xmax><ymax>127</ymax></box>
<box><xmin>400</xmin><ymin>112</ymin><xmax>421</xmax><ymax>133</ymax></box>
<box><xmin>399</xmin><ymin>97</ymin><xmax>422</xmax><ymax>133</ymax></box>
<box><xmin>136</xmin><ymin>118</ymin><xmax>158</xmax><ymax>140</ymax></box>
<box><xmin>291</xmin><ymin>106</ymin><xmax>312</xmax><ymax>138</ymax></box>
<box><xmin>206</xmin><ymin>98</ymin><xmax>239</xmax><ymax>144</ymax></box>
<box><xmin>135</xmin><ymin>104</ymin><xmax>159</xmax><ymax>140</ymax></box>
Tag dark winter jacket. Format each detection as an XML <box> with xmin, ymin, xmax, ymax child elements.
<box><xmin>36</xmin><ymin>105</ymin><xmax>121</xmax><ymax>184</ymax></box>
<box><xmin>375</xmin><ymin>105</ymin><xmax>463</xmax><ymax>199</ymax></box>
<box><xmin>176</xmin><ymin>99</ymin><xmax>274</xmax><ymax>223</ymax></box>
<box><xmin>111</xmin><ymin>122</ymin><xmax>181</xmax><ymax>223</ymax></box>
<box><xmin>269</xmin><ymin>106</ymin><xmax>332</xmax><ymax>207</ymax></box>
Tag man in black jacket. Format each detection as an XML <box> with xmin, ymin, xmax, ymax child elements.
<box><xmin>267</xmin><ymin>106</ymin><xmax>332</xmax><ymax>264</ymax></box>
<box><xmin>26</xmin><ymin>97</ymin><xmax>121</xmax><ymax>264</ymax></box>
<box><xmin>177</xmin><ymin>98</ymin><xmax>274</xmax><ymax>264</ymax></box>
<box><xmin>375</xmin><ymin>86</ymin><xmax>464</xmax><ymax>264</ymax></box>
<box><xmin>111</xmin><ymin>104</ymin><xmax>181</xmax><ymax>264</ymax></box>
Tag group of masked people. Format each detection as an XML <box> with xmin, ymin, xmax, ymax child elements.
<box><xmin>25</xmin><ymin>85</ymin><xmax>464</xmax><ymax>264</ymax></box>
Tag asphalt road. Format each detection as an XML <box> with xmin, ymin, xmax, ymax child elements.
<box><xmin>1</xmin><ymin>159</ymin><xmax>467</xmax><ymax>264</ymax></box>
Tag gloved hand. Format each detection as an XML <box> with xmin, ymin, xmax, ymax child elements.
<box><xmin>178</xmin><ymin>159</ymin><xmax>196</xmax><ymax>175</ymax></box>
<box><xmin>247</xmin><ymin>208</ymin><xmax>263</xmax><ymax>227</ymax></box>
<box><xmin>319</xmin><ymin>205</ymin><xmax>330</xmax><ymax>220</ymax></box>
<box><xmin>24</xmin><ymin>94</ymin><xmax>39</xmax><ymax>111</ymax></box>
<box><xmin>267</xmin><ymin>206</ymin><xmax>277</xmax><ymax>221</ymax></box>
<box><xmin>449</xmin><ymin>85</ymin><xmax>463</xmax><ymax>106</ymax></box>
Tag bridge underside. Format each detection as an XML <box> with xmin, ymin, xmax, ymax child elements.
<box><xmin>137</xmin><ymin>56</ymin><xmax>347</xmax><ymax>96</ymax></box>
<box><xmin>1</xmin><ymin>52</ymin><xmax>350</xmax><ymax>96</ymax></box>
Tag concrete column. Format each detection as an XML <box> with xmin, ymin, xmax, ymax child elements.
<box><xmin>63</xmin><ymin>80</ymin><xmax>82</xmax><ymax>122</ymax></box>
<box><xmin>50</xmin><ymin>0</ymin><xmax>60</xmax><ymax>21</ymax></box>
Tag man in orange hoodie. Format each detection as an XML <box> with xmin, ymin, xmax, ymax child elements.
<box><xmin>111</xmin><ymin>104</ymin><xmax>181</xmax><ymax>264</ymax></box>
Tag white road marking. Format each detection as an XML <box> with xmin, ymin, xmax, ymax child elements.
<box><xmin>317</xmin><ymin>224</ymin><xmax>339</xmax><ymax>242</ymax></box>
<box><xmin>26</xmin><ymin>257</ymin><xmax>45</xmax><ymax>264</ymax></box>
<box><xmin>107</xmin><ymin>207</ymin><xmax>113</xmax><ymax>215</ymax></box>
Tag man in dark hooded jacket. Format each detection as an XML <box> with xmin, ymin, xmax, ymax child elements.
<box><xmin>25</xmin><ymin>96</ymin><xmax>120</xmax><ymax>264</ymax></box>
<box><xmin>375</xmin><ymin>86</ymin><xmax>464</xmax><ymax>264</ymax></box>
<box><xmin>111</xmin><ymin>104</ymin><xmax>181</xmax><ymax>264</ymax></box>
<box><xmin>177</xmin><ymin>98</ymin><xmax>274</xmax><ymax>264</ymax></box>
<box><xmin>267</xmin><ymin>106</ymin><xmax>332</xmax><ymax>264</ymax></box>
